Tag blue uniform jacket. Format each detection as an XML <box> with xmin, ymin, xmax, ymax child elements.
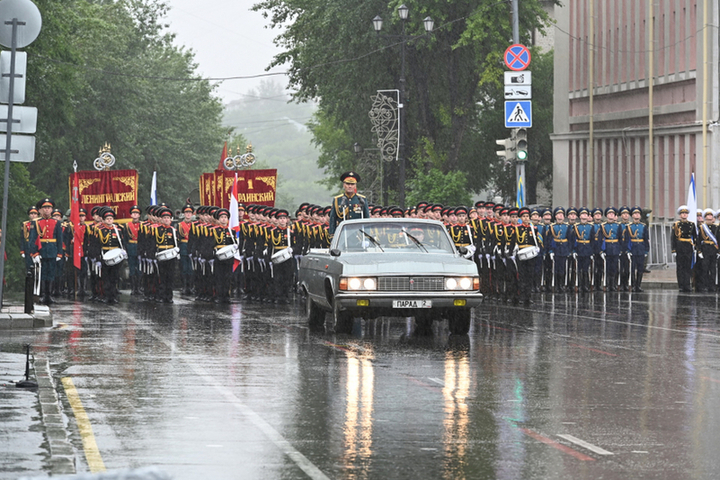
<box><xmin>548</xmin><ymin>223</ymin><xmax>573</xmax><ymax>257</ymax></box>
<box><xmin>591</xmin><ymin>222</ymin><xmax>605</xmax><ymax>254</ymax></box>
<box><xmin>601</xmin><ymin>222</ymin><xmax>623</xmax><ymax>256</ymax></box>
<box><xmin>572</xmin><ymin>223</ymin><xmax>594</xmax><ymax>257</ymax></box>
<box><xmin>624</xmin><ymin>222</ymin><xmax>649</xmax><ymax>256</ymax></box>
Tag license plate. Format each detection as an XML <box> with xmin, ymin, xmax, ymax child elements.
<box><xmin>393</xmin><ymin>299</ymin><xmax>432</xmax><ymax>308</ymax></box>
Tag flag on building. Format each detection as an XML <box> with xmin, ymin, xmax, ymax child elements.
<box><xmin>516</xmin><ymin>174</ymin><xmax>525</xmax><ymax>208</ymax></box>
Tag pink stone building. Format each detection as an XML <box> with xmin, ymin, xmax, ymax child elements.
<box><xmin>552</xmin><ymin>0</ymin><xmax>719</xmax><ymax>220</ymax></box>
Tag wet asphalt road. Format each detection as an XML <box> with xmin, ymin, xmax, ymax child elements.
<box><xmin>6</xmin><ymin>290</ymin><xmax>720</xmax><ymax>480</ymax></box>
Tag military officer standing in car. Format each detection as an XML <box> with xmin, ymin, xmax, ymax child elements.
<box><xmin>329</xmin><ymin>172</ymin><xmax>370</xmax><ymax>238</ymax></box>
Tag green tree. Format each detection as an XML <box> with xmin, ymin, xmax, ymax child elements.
<box><xmin>24</xmin><ymin>0</ymin><xmax>226</xmax><ymax>210</ymax></box>
<box><xmin>252</xmin><ymin>0</ymin><xmax>555</xmax><ymax>205</ymax></box>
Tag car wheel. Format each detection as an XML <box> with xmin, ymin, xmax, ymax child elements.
<box><xmin>333</xmin><ymin>300</ymin><xmax>354</xmax><ymax>334</ymax></box>
<box><xmin>306</xmin><ymin>294</ymin><xmax>325</xmax><ymax>330</ymax></box>
<box><xmin>448</xmin><ymin>309</ymin><xmax>471</xmax><ymax>335</ymax></box>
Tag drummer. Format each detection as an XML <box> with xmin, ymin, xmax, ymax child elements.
<box><xmin>97</xmin><ymin>208</ymin><xmax>125</xmax><ymax>304</ymax></box>
<box><xmin>212</xmin><ymin>208</ymin><xmax>235</xmax><ymax>304</ymax></box>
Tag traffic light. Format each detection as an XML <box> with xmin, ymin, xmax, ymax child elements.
<box><xmin>515</xmin><ymin>128</ymin><xmax>528</xmax><ymax>161</ymax></box>
<box><xmin>495</xmin><ymin>137</ymin><xmax>516</xmax><ymax>165</ymax></box>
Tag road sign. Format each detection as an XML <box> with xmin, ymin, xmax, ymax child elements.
<box><xmin>505</xmin><ymin>101</ymin><xmax>532</xmax><ymax>128</ymax></box>
<box><xmin>0</xmin><ymin>51</ymin><xmax>26</xmax><ymax>104</ymax></box>
<box><xmin>504</xmin><ymin>71</ymin><xmax>531</xmax><ymax>85</ymax></box>
<box><xmin>504</xmin><ymin>86</ymin><xmax>531</xmax><ymax>99</ymax></box>
<box><xmin>0</xmin><ymin>134</ymin><xmax>35</xmax><ymax>162</ymax></box>
<box><xmin>0</xmin><ymin>105</ymin><xmax>36</xmax><ymax>133</ymax></box>
<box><xmin>0</xmin><ymin>0</ymin><xmax>43</xmax><ymax>49</ymax></box>
<box><xmin>504</xmin><ymin>44</ymin><xmax>531</xmax><ymax>71</ymax></box>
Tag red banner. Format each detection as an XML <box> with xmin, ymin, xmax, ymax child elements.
<box><xmin>200</xmin><ymin>169</ymin><xmax>277</xmax><ymax>208</ymax></box>
<box><xmin>68</xmin><ymin>170</ymin><xmax>139</xmax><ymax>219</ymax></box>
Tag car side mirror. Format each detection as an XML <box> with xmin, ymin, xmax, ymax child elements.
<box><xmin>330</xmin><ymin>248</ymin><xmax>341</xmax><ymax>257</ymax></box>
<box><xmin>457</xmin><ymin>246</ymin><xmax>468</xmax><ymax>256</ymax></box>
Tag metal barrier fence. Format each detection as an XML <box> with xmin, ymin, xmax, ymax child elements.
<box><xmin>648</xmin><ymin>221</ymin><xmax>675</xmax><ymax>268</ymax></box>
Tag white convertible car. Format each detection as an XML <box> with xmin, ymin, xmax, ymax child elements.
<box><xmin>298</xmin><ymin>218</ymin><xmax>483</xmax><ymax>334</ymax></box>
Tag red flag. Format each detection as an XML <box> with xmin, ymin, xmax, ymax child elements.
<box><xmin>218</xmin><ymin>142</ymin><xmax>228</xmax><ymax>170</ymax></box>
<box><xmin>70</xmin><ymin>174</ymin><xmax>83</xmax><ymax>269</ymax></box>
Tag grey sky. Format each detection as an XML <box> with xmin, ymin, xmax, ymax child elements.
<box><xmin>162</xmin><ymin>0</ymin><xmax>288</xmax><ymax>104</ymax></box>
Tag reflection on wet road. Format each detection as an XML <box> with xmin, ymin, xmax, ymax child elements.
<box><xmin>27</xmin><ymin>291</ymin><xmax>720</xmax><ymax>479</ymax></box>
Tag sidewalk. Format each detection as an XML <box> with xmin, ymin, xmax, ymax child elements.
<box><xmin>0</xmin><ymin>303</ymin><xmax>53</xmax><ymax>330</ymax></box>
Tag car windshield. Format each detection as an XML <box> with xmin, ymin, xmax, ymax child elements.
<box><xmin>335</xmin><ymin>222</ymin><xmax>455</xmax><ymax>254</ymax></box>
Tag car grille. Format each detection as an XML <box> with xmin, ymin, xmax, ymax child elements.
<box><xmin>377</xmin><ymin>276</ymin><xmax>444</xmax><ymax>292</ymax></box>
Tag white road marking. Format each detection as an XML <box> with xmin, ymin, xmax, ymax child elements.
<box><xmin>427</xmin><ymin>377</ymin><xmax>444</xmax><ymax>386</ymax></box>
<box><xmin>557</xmin><ymin>434</ymin><xmax>614</xmax><ymax>456</ymax></box>
<box><xmin>632</xmin><ymin>451</ymin><xmax>649</xmax><ymax>454</ymax></box>
<box><xmin>114</xmin><ymin>310</ymin><xmax>331</xmax><ymax>480</ymax></box>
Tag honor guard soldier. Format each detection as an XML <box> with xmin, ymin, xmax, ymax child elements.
<box><xmin>600</xmin><ymin>207</ymin><xmax>622</xmax><ymax>290</ymax></box>
<box><xmin>178</xmin><ymin>204</ymin><xmax>194</xmax><ymax>295</ymax></box>
<box><xmin>504</xmin><ymin>208</ymin><xmax>520</xmax><ymax>302</ymax></box>
<box><xmin>51</xmin><ymin>208</ymin><xmax>66</xmax><ymax>297</ymax></box>
<box><xmin>696</xmin><ymin>208</ymin><xmax>718</xmax><ymax>292</ymax></box>
<box><xmin>71</xmin><ymin>208</ymin><xmax>89</xmax><ymax>297</ymax></box>
<box><xmin>97</xmin><ymin>208</ymin><xmax>125</xmax><ymax>304</ymax></box>
<box><xmin>591</xmin><ymin>208</ymin><xmax>605</xmax><ymax>290</ymax></box>
<box><xmin>548</xmin><ymin>207</ymin><xmax>572</xmax><ymax>292</ymax></box>
<box><xmin>670</xmin><ymin>206</ymin><xmax>695</xmax><ymax>292</ymax></box>
<box><xmin>515</xmin><ymin>207</ymin><xmax>542</xmax><ymax>304</ymax></box>
<box><xmin>450</xmin><ymin>206</ymin><xmax>475</xmax><ymax>254</ymax></box>
<box><xmin>126</xmin><ymin>205</ymin><xmax>142</xmax><ymax>295</ymax></box>
<box><xmin>154</xmin><ymin>208</ymin><xmax>177</xmax><ymax>303</ymax></box>
<box><xmin>572</xmin><ymin>207</ymin><xmax>595</xmax><ymax>293</ymax></box>
<box><xmin>539</xmin><ymin>208</ymin><xmax>554</xmax><ymax>292</ymax></box>
<box><xmin>28</xmin><ymin>199</ymin><xmax>64</xmax><ymax>305</ymax></box>
<box><xmin>329</xmin><ymin>172</ymin><xmax>370</xmax><ymax>237</ymax></box>
<box><xmin>86</xmin><ymin>206</ymin><xmax>104</xmax><ymax>300</ymax></box>
<box><xmin>21</xmin><ymin>206</ymin><xmax>39</xmax><ymax>273</ymax></box>
<box><xmin>623</xmin><ymin>207</ymin><xmax>650</xmax><ymax>292</ymax></box>
<box><xmin>618</xmin><ymin>205</ymin><xmax>632</xmax><ymax>290</ymax></box>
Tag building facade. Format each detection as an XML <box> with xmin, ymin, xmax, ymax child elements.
<box><xmin>552</xmin><ymin>0</ymin><xmax>719</xmax><ymax>220</ymax></box>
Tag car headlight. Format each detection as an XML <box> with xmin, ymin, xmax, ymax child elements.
<box><xmin>340</xmin><ymin>277</ymin><xmax>378</xmax><ymax>291</ymax></box>
<box><xmin>445</xmin><ymin>277</ymin><xmax>478</xmax><ymax>290</ymax></box>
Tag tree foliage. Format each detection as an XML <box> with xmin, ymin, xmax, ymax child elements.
<box><xmin>252</xmin><ymin>0</ymin><xmax>556</xmax><ymax>206</ymax></box>
<box><xmin>24</xmin><ymin>0</ymin><xmax>227</xmax><ymax>210</ymax></box>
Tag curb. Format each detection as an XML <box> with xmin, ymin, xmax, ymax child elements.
<box><xmin>34</xmin><ymin>354</ymin><xmax>76</xmax><ymax>475</ymax></box>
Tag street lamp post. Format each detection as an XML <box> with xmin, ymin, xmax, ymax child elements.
<box><xmin>372</xmin><ymin>5</ymin><xmax>433</xmax><ymax>208</ymax></box>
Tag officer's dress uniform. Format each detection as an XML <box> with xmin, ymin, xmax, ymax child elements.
<box><xmin>671</xmin><ymin>216</ymin><xmax>697</xmax><ymax>292</ymax></box>
<box><xmin>539</xmin><ymin>219</ymin><xmax>554</xmax><ymax>292</ymax></box>
<box><xmin>623</xmin><ymin>219</ymin><xmax>650</xmax><ymax>292</ymax></box>
<box><xmin>572</xmin><ymin>221</ymin><xmax>595</xmax><ymax>293</ymax></box>
<box><xmin>697</xmin><ymin>221</ymin><xmax>718</xmax><ymax>292</ymax></box>
<box><xmin>329</xmin><ymin>192</ymin><xmax>370</xmax><ymax>236</ymax></box>
<box><xmin>591</xmin><ymin>216</ymin><xmax>605</xmax><ymax>290</ymax></box>
<box><xmin>601</xmin><ymin>216</ymin><xmax>623</xmax><ymax>291</ymax></box>
<box><xmin>548</xmin><ymin>219</ymin><xmax>573</xmax><ymax>292</ymax></box>
<box><xmin>28</xmin><ymin>215</ymin><xmax>64</xmax><ymax>304</ymax></box>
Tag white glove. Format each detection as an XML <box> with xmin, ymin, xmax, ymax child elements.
<box><xmin>32</xmin><ymin>255</ymin><xmax>41</xmax><ymax>265</ymax></box>
<box><xmin>56</xmin><ymin>256</ymin><xmax>62</xmax><ymax>262</ymax></box>
<box><xmin>549</xmin><ymin>252</ymin><xmax>555</xmax><ymax>261</ymax></box>
<box><xmin>600</xmin><ymin>252</ymin><xmax>606</xmax><ymax>259</ymax></box>
<box><xmin>21</xmin><ymin>253</ymin><xmax>24</xmax><ymax>258</ymax></box>
<box><xmin>698</xmin><ymin>252</ymin><xmax>704</xmax><ymax>259</ymax></box>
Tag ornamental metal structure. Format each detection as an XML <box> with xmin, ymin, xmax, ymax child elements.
<box><xmin>223</xmin><ymin>144</ymin><xmax>257</xmax><ymax>171</ymax></box>
<box><xmin>372</xmin><ymin>4</ymin><xmax>433</xmax><ymax>208</ymax></box>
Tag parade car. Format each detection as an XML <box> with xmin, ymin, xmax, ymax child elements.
<box><xmin>298</xmin><ymin>218</ymin><xmax>483</xmax><ymax>335</ymax></box>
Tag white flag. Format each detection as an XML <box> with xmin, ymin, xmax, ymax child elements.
<box><xmin>150</xmin><ymin>171</ymin><xmax>157</xmax><ymax>206</ymax></box>
<box><xmin>229</xmin><ymin>173</ymin><xmax>239</xmax><ymax>230</ymax></box>
<box><xmin>687</xmin><ymin>172</ymin><xmax>697</xmax><ymax>232</ymax></box>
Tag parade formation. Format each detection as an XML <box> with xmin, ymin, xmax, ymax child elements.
<box><xmin>17</xmin><ymin>170</ymin><xmax>720</xmax><ymax>307</ymax></box>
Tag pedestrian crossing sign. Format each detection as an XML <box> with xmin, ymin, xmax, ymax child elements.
<box><xmin>505</xmin><ymin>101</ymin><xmax>532</xmax><ymax>128</ymax></box>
